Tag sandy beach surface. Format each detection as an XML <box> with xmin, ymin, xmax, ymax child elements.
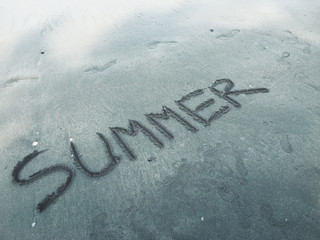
<box><xmin>1</xmin><ymin>0</ymin><xmax>320</xmax><ymax>239</ymax></box>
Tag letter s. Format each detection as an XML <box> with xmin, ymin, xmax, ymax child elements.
<box><xmin>12</xmin><ymin>150</ymin><xmax>74</xmax><ymax>212</ymax></box>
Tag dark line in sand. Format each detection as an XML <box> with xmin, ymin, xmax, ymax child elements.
<box><xmin>85</xmin><ymin>59</ymin><xmax>117</xmax><ymax>73</ymax></box>
<box><xmin>3</xmin><ymin>75</ymin><xmax>39</xmax><ymax>87</ymax></box>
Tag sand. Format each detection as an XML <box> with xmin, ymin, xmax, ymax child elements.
<box><xmin>0</xmin><ymin>0</ymin><xmax>320</xmax><ymax>239</ymax></box>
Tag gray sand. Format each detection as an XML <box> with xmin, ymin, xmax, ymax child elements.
<box><xmin>0</xmin><ymin>0</ymin><xmax>320</xmax><ymax>239</ymax></box>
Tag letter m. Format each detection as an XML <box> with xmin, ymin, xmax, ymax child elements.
<box><xmin>145</xmin><ymin>106</ymin><xmax>198</xmax><ymax>140</ymax></box>
<box><xmin>110</xmin><ymin>120</ymin><xmax>163</xmax><ymax>160</ymax></box>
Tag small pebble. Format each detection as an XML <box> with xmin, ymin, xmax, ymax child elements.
<box><xmin>210</xmin><ymin>29</ymin><xmax>214</xmax><ymax>32</ymax></box>
<box><xmin>32</xmin><ymin>222</ymin><xmax>36</xmax><ymax>227</ymax></box>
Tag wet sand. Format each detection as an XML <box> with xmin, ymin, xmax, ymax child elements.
<box><xmin>1</xmin><ymin>0</ymin><xmax>320</xmax><ymax>239</ymax></box>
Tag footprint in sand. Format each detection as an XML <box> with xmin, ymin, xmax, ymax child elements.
<box><xmin>260</xmin><ymin>203</ymin><xmax>292</xmax><ymax>227</ymax></box>
<box><xmin>148</xmin><ymin>40</ymin><xmax>177</xmax><ymax>49</ymax></box>
<box><xmin>3</xmin><ymin>74</ymin><xmax>39</xmax><ymax>87</ymax></box>
<box><xmin>85</xmin><ymin>59</ymin><xmax>117</xmax><ymax>73</ymax></box>
<box><xmin>277</xmin><ymin>51</ymin><xmax>291</xmax><ymax>68</ymax></box>
<box><xmin>216</xmin><ymin>29</ymin><xmax>240</xmax><ymax>39</ymax></box>
<box><xmin>278</xmin><ymin>134</ymin><xmax>294</xmax><ymax>153</ymax></box>
<box><xmin>233</xmin><ymin>150</ymin><xmax>248</xmax><ymax>177</ymax></box>
<box><xmin>284</xmin><ymin>30</ymin><xmax>311</xmax><ymax>54</ymax></box>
